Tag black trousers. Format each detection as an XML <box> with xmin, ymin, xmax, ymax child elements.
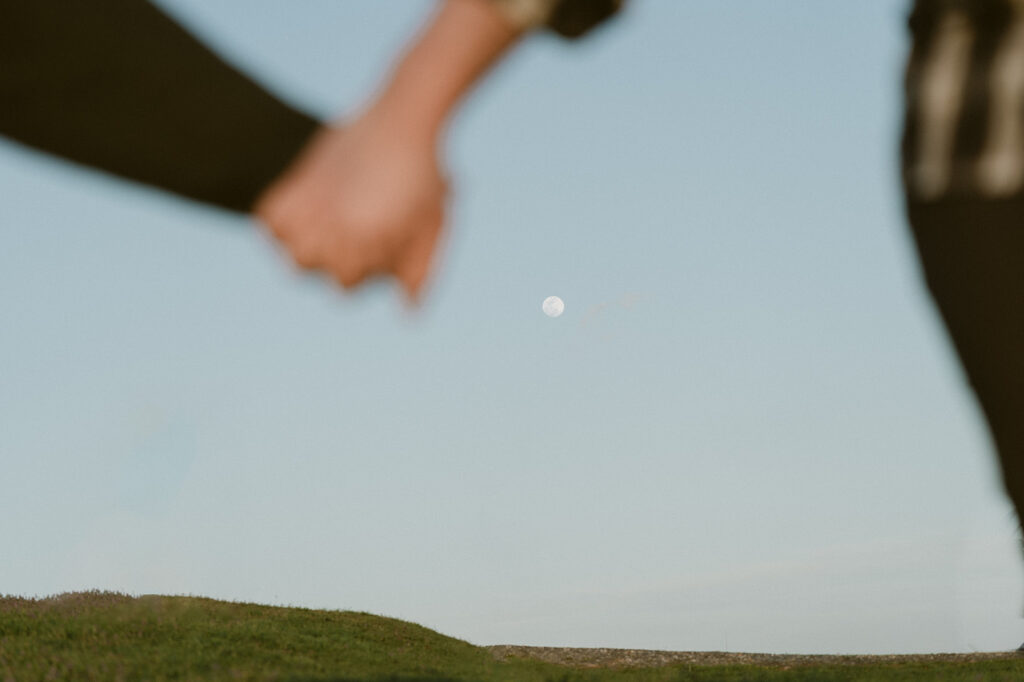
<box><xmin>904</xmin><ymin>197</ymin><xmax>1024</xmax><ymax>536</ymax></box>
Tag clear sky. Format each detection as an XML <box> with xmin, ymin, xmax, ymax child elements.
<box><xmin>2</xmin><ymin>0</ymin><xmax>1022</xmax><ymax>655</ymax></box>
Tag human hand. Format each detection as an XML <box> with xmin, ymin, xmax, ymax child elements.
<box><xmin>254</xmin><ymin>107</ymin><xmax>448</xmax><ymax>308</ymax></box>
<box><xmin>255</xmin><ymin>0</ymin><xmax>522</xmax><ymax>307</ymax></box>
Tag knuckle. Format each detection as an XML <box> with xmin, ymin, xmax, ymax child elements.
<box><xmin>329</xmin><ymin>260</ymin><xmax>362</xmax><ymax>288</ymax></box>
<box><xmin>334</xmin><ymin>271</ymin><xmax>360</xmax><ymax>289</ymax></box>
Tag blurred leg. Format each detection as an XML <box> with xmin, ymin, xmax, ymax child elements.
<box><xmin>904</xmin><ymin>197</ymin><xmax>1024</xmax><ymax>542</ymax></box>
<box><xmin>902</xmin><ymin>1</ymin><xmax>1024</xmax><ymax>554</ymax></box>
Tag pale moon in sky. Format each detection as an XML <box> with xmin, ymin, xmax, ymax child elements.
<box><xmin>542</xmin><ymin>296</ymin><xmax>565</xmax><ymax>318</ymax></box>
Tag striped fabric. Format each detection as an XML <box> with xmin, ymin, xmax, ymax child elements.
<box><xmin>903</xmin><ymin>0</ymin><xmax>1024</xmax><ymax>199</ymax></box>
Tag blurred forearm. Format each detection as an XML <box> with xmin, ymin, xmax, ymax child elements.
<box><xmin>364</xmin><ymin>0</ymin><xmax>524</xmax><ymax>143</ymax></box>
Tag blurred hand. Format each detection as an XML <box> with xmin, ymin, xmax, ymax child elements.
<box><xmin>254</xmin><ymin>107</ymin><xmax>448</xmax><ymax>307</ymax></box>
<box><xmin>255</xmin><ymin>0</ymin><xmax>521</xmax><ymax>307</ymax></box>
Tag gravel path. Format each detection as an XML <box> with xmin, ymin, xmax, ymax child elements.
<box><xmin>486</xmin><ymin>645</ymin><xmax>1024</xmax><ymax>669</ymax></box>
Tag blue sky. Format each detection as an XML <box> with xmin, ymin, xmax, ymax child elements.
<box><xmin>2</xmin><ymin>0</ymin><xmax>1022</xmax><ymax>655</ymax></box>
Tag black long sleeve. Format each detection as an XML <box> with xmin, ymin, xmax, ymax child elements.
<box><xmin>0</xmin><ymin>1</ymin><xmax>320</xmax><ymax>213</ymax></box>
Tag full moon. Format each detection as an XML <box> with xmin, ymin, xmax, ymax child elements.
<box><xmin>542</xmin><ymin>296</ymin><xmax>565</xmax><ymax>318</ymax></box>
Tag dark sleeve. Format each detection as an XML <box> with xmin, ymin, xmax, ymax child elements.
<box><xmin>0</xmin><ymin>1</ymin><xmax>321</xmax><ymax>214</ymax></box>
<box><xmin>546</xmin><ymin>0</ymin><xmax>624</xmax><ymax>39</ymax></box>
<box><xmin>488</xmin><ymin>0</ymin><xmax>624</xmax><ymax>40</ymax></box>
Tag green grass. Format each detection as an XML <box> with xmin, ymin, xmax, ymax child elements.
<box><xmin>1</xmin><ymin>591</ymin><xmax>1022</xmax><ymax>681</ymax></box>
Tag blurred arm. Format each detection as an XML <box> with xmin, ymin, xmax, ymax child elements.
<box><xmin>364</xmin><ymin>0</ymin><xmax>628</xmax><ymax>141</ymax></box>
<box><xmin>369</xmin><ymin>0</ymin><xmax>525</xmax><ymax>142</ymax></box>
<box><xmin>0</xmin><ymin>1</ymin><xmax>320</xmax><ymax>213</ymax></box>
<box><xmin>371</xmin><ymin>0</ymin><xmax>624</xmax><ymax>137</ymax></box>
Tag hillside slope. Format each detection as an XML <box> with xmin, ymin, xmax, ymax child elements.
<box><xmin>2</xmin><ymin>591</ymin><xmax>1023</xmax><ymax>681</ymax></box>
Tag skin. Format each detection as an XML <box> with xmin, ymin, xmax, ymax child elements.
<box><xmin>254</xmin><ymin>0</ymin><xmax>523</xmax><ymax>309</ymax></box>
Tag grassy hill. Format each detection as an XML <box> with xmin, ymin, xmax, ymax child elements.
<box><xmin>1</xmin><ymin>591</ymin><xmax>1023</xmax><ymax>681</ymax></box>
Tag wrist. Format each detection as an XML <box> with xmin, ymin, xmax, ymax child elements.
<box><xmin>367</xmin><ymin>66</ymin><xmax>452</xmax><ymax>146</ymax></box>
